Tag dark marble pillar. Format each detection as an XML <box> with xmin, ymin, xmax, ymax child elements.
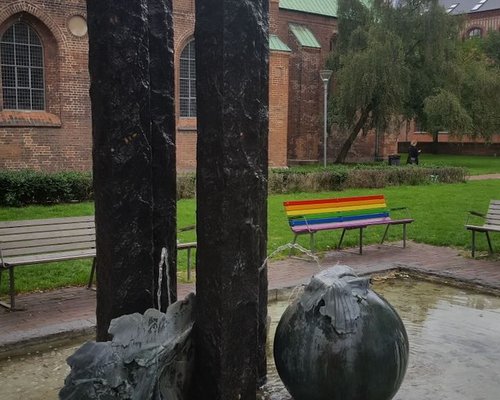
<box><xmin>148</xmin><ymin>0</ymin><xmax>177</xmax><ymax>311</ymax></box>
<box><xmin>193</xmin><ymin>0</ymin><xmax>269</xmax><ymax>398</ymax></box>
<box><xmin>88</xmin><ymin>0</ymin><xmax>176</xmax><ymax>340</ymax></box>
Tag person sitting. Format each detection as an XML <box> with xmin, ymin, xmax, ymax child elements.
<box><xmin>407</xmin><ymin>140</ymin><xmax>420</xmax><ymax>165</ymax></box>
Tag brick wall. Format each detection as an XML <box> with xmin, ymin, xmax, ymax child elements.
<box><xmin>276</xmin><ymin>9</ymin><xmax>336</xmax><ymax>163</ymax></box>
<box><xmin>269</xmin><ymin>50</ymin><xmax>289</xmax><ymax>167</ymax></box>
<box><xmin>0</xmin><ymin>0</ymin><xmax>90</xmax><ymax>172</ymax></box>
<box><xmin>3</xmin><ymin>1</ymin><xmax>497</xmax><ymax>172</ymax></box>
<box><xmin>173</xmin><ymin>0</ymin><xmax>289</xmax><ymax>170</ymax></box>
<box><xmin>463</xmin><ymin>9</ymin><xmax>500</xmax><ymax>37</ymax></box>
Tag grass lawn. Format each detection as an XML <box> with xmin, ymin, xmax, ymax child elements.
<box><xmin>287</xmin><ymin>154</ymin><xmax>500</xmax><ymax>175</ymax></box>
<box><xmin>1</xmin><ymin>179</ymin><xmax>499</xmax><ymax>295</ymax></box>
<box><xmin>416</xmin><ymin>154</ymin><xmax>500</xmax><ymax>175</ymax></box>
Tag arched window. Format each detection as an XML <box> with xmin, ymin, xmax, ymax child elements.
<box><xmin>179</xmin><ymin>40</ymin><xmax>196</xmax><ymax>117</ymax></box>
<box><xmin>467</xmin><ymin>28</ymin><xmax>482</xmax><ymax>39</ymax></box>
<box><xmin>1</xmin><ymin>22</ymin><xmax>44</xmax><ymax>110</ymax></box>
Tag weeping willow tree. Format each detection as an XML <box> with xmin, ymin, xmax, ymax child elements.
<box><xmin>417</xmin><ymin>33</ymin><xmax>500</xmax><ymax>145</ymax></box>
<box><xmin>329</xmin><ymin>0</ymin><xmax>462</xmax><ymax>162</ymax></box>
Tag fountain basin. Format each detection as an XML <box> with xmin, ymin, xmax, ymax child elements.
<box><xmin>2</xmin><ymin>275</ymin><xmax>500</xmax><ymax>400</ymax></box>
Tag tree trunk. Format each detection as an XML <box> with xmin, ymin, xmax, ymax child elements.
<box><xmin>335</xmin><ymin>105</ymin><xmax>372</xmax><ymax>163</ymax></box>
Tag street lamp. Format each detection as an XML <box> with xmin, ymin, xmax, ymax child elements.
<box><xmin>319</xmin><ymin>70</ymin><xmax>333</xmax><ymax>167</ymax></box>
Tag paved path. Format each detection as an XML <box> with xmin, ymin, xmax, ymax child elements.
<box><xmin>1</xmin><ymin>241</ymin><xmax>499</xmax><ymax>358</ymax></box>
<box><xmin>468</xmin><ymin>173</ymin><xmax>500</xmax><ymax>180</ymax></box>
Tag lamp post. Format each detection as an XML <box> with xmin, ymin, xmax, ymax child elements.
<box><xmin>319</xmin><ymin>70</ymin><xmax>333</xmax><ymax>167</ymax></box>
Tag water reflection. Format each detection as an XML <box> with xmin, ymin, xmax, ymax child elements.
<box><xmin>2</xmin><ymin>278</ymin><xmax>500</xmax><ymax>400</ymax></box>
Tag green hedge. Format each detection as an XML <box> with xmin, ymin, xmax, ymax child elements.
<box><xmin>0</xmin><ymin>170</ymin><xmax>93</xmax><ymax>206</ymax></box>
<box><xmin>0</xmin><ymin>165</ymin><xmax>467</xmax><ymax>206</ymax></box>
<box><xmin>178</xmin><ymin>165</ymin><xmax>467</xmax><ymax>198</ymax></box>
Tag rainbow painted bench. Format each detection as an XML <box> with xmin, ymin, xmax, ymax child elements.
<box><xmin>283</xmin><ymin>194</ymin><xmax>414</xmax><ymax>254</ymax></box>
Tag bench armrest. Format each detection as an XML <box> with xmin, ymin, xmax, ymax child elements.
<box><xmin>466</xmin><ymin>210</ymin><xmax>485</xmax><ymax>225</ymax></box>
<box><xmin>178</xmin><ymin>224</ymin><xmax>196</xmax><ymax>232</ymax></box>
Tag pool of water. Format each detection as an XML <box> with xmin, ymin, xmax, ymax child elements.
<box><xmin>2</xmin><ymin>277</ymin><xmax>500</xmax><ymax>400</ymax></box>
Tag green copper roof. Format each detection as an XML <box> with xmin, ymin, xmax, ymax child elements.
<box><xmin>289</xmin><ymin>24</ymin><xmax>321</xmax><ymax>48</ymax></box>
<box><xmin>280</xmin><ymin>0</ymin><xmax>338</xmax><ymax>18</ymax></box>
<box><xmin>270</xmin><ymin>34</ymin><xmax>292</xmax><ymax>52</ymax></box>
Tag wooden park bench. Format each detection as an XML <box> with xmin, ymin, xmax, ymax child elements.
<box><xmin>283</xmin><ymin>194</ymin><xmax>414</xmax><ymax>255</ymax></box>
<box><xmin>0</xmin><ymin>216</ymin><xmax>96</xmax><ymax>310</ymax></box>
<box><xmin>0</xmin><ymin>216</ymin><xmax>197</xmax><ymax>310</ymax></box>
<box><xmin>465</xmin><ymin>199</ymin><xmax>500</xmax><ymax>258</ymax></box>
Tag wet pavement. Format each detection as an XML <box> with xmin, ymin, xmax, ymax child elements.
<box><xmin>1</xmin><ymin>241</ymin><xmax>499</xmax><ymax>358</ymax></box>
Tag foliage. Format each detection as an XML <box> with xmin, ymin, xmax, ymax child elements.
<box><xmin>423</xmin><ymin>89</ymin><xmax>472</xmax><ymax>137</ymax></box>
<box><xmin>328</xmin><ymin>0</ymin><xmax>499</xmax><ymax>161</ymax></box>
<box><xmin>268</xmin><ymin>168</ymin><xmax>349</xmax><ymax>193</ymax></box>
<box><xmin>177</xmin><ymin>173</ymin><xmax>196</xmax><ymax>199</ymax></box>
<box><xmin>175</xmin><ymin>166</ymin><xmax>467</xmax><ymax>197</ymax></box>
<box><xmin>480</xmin><ymin>30</ymin><xmax>500</xmax><ymax>65</ymax></box>
<box><xmin>452</xmin><ymin>39</ymin><xmax>500</xmax><ymax>139</ymax></box>
<box><xmin>0</xmin><ymin>170</ymin><xmax>93</xmax><ymax>206</ymax></box>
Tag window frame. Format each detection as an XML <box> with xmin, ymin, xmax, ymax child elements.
<box><xmin>467</xmin><ymin>27</ymin><xmax>483</xmax><ymax>39</ymax></box>
<box><xmin>179</xmin><ymin>40</ymin><xmax>196</xmax><ymax>118</ymax></box>
<box><xmin>0</xmin><ymin>21</ymin><xmax>45</xmax><ymax>111</ymax></box>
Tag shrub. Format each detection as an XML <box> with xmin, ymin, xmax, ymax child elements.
<box><xmin>0</xmin><ymin>170</ymin><xmax>93</xmax><ymax>206</ymax></box>
<box><xmin>268</xmin><ymin>168</ymin><xmax>349</xmax><ymax>193</ymax></box>
<box><xmin>0</xmin><ymin>165</ymin><xmax>467</xmax><ymax>206</ymax></box>
<box><xmin>177</xmin><ymin>173</ymin><xmax>196</xmax><ymax>199</ymax></box>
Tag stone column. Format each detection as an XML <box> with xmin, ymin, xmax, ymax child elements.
<box><xmin>148</xmin><ymin>0</ymin><xmax>177</xmax><ymax>311</ymax></box>
<box><xmin>88</xmin><ymin>0</ymin><xmax>176</xmax><ymax>340</ymax></box>
<box><xmin>193</xmin><ymin>0</ymin><xmax>269</xmax><ymax>398</ymax></box>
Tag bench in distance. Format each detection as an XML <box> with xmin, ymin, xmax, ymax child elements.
<box><xmin>0</xmin><ymin>216</ymin><xmax>95</xmax><ymax>310</ymax></box>
<box><xmin>465</xmin><ymin>199</ymin><xmax>500</xmax><ymax>258</ymax></box>
<box><xmin>0</xmin><ymin>216</ymin><xmax>197</xmax><ymax>310</ymax></box>
<box><xmin>283</xmin><ymin>194</ymin><xmax>414</xmax><ymax>255</ymax></box>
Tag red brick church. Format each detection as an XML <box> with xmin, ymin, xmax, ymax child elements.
<box><xmin>1</xmin><ymin>0</ymin><xmax>499</xmax><ymax>171</ymax></box>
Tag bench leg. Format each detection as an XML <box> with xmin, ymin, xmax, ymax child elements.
<box><xmin>310</xmin><ymin>232</ymin><xmax>316</xmax><ymax>253</ymax></box>
<box><xmin>486</xmin><ymin>231</ymin><xmax>494</xmax><ymax>255</ymax></box>
<box><xmin>471</xmin><ymin>230</ymin><xmax>476</xmax><ymax>258</ymax></box>
<box><xmin>88</xmin><ymin>258</ymin><xmax>96</xmax><ymax>289</ymax></box>
<box><xmin>187</xmin><ymin>248</ymin><xmax>192</xmax><ymax>281</ymax></box>
<box><xmin>381</xmin><ymin>225</ymin><xmax>390</xmax><ymax>245</ymax></box>
<box><xmin>0</xmin><ymin>266</ymin><xmax>16</xmax><ymax>310</ymax></box>
<box><xmin>289</xmin><ymin>234</ymin><xmax>298</xmax><ymax>257</ymax></box>
<box><xmin>403</xmin><ymin>224</ymin><xmax>407</xmax><ymax>248</ymax></box>
<box><xmin>359</xmin><ymin>227</ymin><xmax>363</xmax><ymax>255</ymax></box>
<box><xmin>337</xmin><ymin>229</ymin><xmax>347</xmax><ymax>250</ymax></box>
<box><xmin>9</xmin><ymin>266</ymin><xmax>15</xmax><ymax>310</ymax></box>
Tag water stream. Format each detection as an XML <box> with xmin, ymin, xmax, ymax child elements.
<box><xmin>2</xmin><ymin>277</ymin><xmax>500</xmax><ymax>400</ymax></box>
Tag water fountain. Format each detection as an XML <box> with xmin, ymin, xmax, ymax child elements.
<box><xmin>274</xmin><ymin>266</ymin><xmax>409</xmax><ymax>400</ymax></box>
<box><xmin>59</xmin><ymin>1</ymin><xmax>412</xmax><ymax>399</ymax></box>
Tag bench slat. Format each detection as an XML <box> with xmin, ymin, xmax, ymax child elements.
<box><xmin>290</xmin><ymin>212</ymin><xmax>390</xmax><ymax>227</ymax></box>
<box><xmin>0</xmin><ymin>216</ymin><xmax>94</xmax><ymax>229</ymax></box>
<box><xmin>0</xmin><ymin>221</ymin><xmax>94</xmax><ymax>235</ymax></box>
<box><xmin>284</xmin><ymin>194</ymin><xmax>384</xmax><ymax>207</ymax></box>
<box><xmin>2</xmin><ymin>241</ymin><xmax>96</xmax><ymax>257</ymax></box>
<box><xmin>0</xmin><ymin>234</ymin><xmax>96</xmax><ymax>250</ymax></box>
<box><xmin>284</xmin><ymin>198</ymin><xmax>386</xmax><ymax>212</ymax></box>
<box><xmin>466</xmin><ymin>224</ymin><xmax>500</xmax><ymax>233</ymax></box>
<box><xmin>2</xmin><ymin>249</ymin><xmax>96</xmax><ymax>267</ymax></box>
<box><xmin>0</xmin><ymin>228</ymin><xmax>95</xmax><ymax>243</ymax></box>
<box><xmin>289</xmin><ymin>208</ymin><xmax>388</xmax><ymax>222</ymax></box>
<box><xmin>291</xmin><ymin>217</ymin><xmax>413</xmax><ymax>233</ymax></box>
<box><xmin>286</xmin><ymin>203</ymin><xmax>387</xmax><ymax>217</ymax></box>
